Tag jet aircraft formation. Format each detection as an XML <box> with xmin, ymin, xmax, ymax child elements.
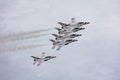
<box><xmin>31</xmin><ymin>18</ymin><xmax>90</xmax><ymax>66</ymax></box>
<box><xmin>50</xmin><ymin>18</ymin><xmax>90</xmax><ymax>50</ymax></box>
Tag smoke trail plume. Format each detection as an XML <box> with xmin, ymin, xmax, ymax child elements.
<box><xmin>0</xmin><ymin>29</ymin><xmax>50</xmax><ymax>42</ymax></box>
<box><xmin>0</xmin><ymin>44</ymin><xmax>47</xmax><ymax>53</ymax></box>
<box><xmin>0</xmin><ymin>33</ymin><xmax>50</xmax><ymax>43</ymax></box>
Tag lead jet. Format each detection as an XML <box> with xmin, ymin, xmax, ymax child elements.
<box><xmin>58</xmin><ymin>18</ymin><xmax>90</xmax><ymax>30</ymax></box>
<box><xmin>52</xmin><ymin>33</ymin><xmax>81</xmax><ymax>40</ymax></box>
<box><xmin>31</xmin><ymin>52</ymin><xmax>56</xmax><ymax>66</ymax></box>
<box><xmin>57</xmin><ymin>18</ymin><xmax>76</xmax><ymax>28</ymax></box>
<box><xmin>50</xmin><ymin>39</ymin><xmax>78</xmax><ymax>50</ymax></box>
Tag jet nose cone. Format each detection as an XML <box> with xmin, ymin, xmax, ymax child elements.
<box><xmin>86</xmin><ymin>22</ymin><xmax>90</xmax><ymax>24</ymax></box>
<box><xmin>74</xmin><ymin>40</ymin><xmax>78</xmax><ymax>42</ymax></box>
<box><xmin>50</xmin><ymin>56</ymin><xmax>56</xmax><ymax>58</ymax></box>
<box><xmin>78</xmin><ymin>34</ymin><xmax>82</xmax><ymax>36</ymax></box>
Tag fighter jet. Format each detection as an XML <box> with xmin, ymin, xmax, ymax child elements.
<box><xmin>50</xmin><ymin>39</ymin><xmax>78</xmax><ymax>50</ymax></box>
<box><xmin>31</xmin><ymin>52</ymin><xmax>56</xmax><ymax>66</ymax></box>
<box><xmin>72</xmin><ymin>27</ymin><xmax>85</xmax><ymax>32</ymax></box>
<box><xmin>57</xmin><ymin>18</ymin><xmax>76</xmax><ymax>28</ymax></box>
<box><xmin>55</xmin><ymin>27</ymin><xmax>85</xmax><ymax>35</ymax></box>
<box><xmin>56</xmin><ymin>39</ymin><xmax>78</xmax><ymax>50</ymax></box>
<box><xmin>52</xmin><ymin>33</ymin><xmax>81</xmax><ymax>40</ymax></box>
<box><xmin>58</xmin><ymin>18</ymin><xmax>90</xmax><ymax>30</ymax></box>
<box><xmin>55</xmin><ymin>28</ymin><xmax>70</xmax><ymax>35</ymax></box>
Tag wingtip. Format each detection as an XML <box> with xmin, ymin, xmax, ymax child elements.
<box><xmin>31</xmin><ymin>56</ymin><xmax>34</xmax><ymax>58</ymax></box>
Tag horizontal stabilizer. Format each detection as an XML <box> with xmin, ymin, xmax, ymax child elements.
<box><xmin>49</xmin><ymin>39</ymin><xmax>55</xmax><ymax>42</ymax></box>
<box><xmin>55</xmin><ymin>27</ymin><xmax>61</xmax><ymax>31</ymax></box>
<box><xmin>31</xmin><ymin>56</ymin><xmax>41</xmax><ymax>59</ymax></box>
<box><xmin>52</xmin><ymin>34</ymin><xmax>58</xmax><ymax>37</ymax></box>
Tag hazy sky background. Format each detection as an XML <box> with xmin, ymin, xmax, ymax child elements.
<box><xmin>0</xmin><ymin>0</ymin><xmax>120</xmax><ymax>80</ymax></box>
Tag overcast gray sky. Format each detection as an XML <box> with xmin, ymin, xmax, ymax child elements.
<box><xmin>0</xmin><ymin>0</ymin><xmax>120</xmax><ymax>80</ymax></box>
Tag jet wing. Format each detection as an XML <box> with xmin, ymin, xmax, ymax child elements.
<box><xmin>78</xmin><ymin>22</ymin><xmax>90</xmax><ymax>25</ymax></box>
<box><xmin>45</xmin><ymin>56</ymin><xmax>56</xmax><ymax>59</ymax></box>
<box><xmin>58</xmin><ymin>22</ymin><xmax>70</xmax><ymax>26</ymax></box>
<box><xmin>43</xmin><ymin>56</ymin><xmax>56</xmax><ymax>61</ymax></box>
<box><xmin>44</xmin><ymin>58</ymin><xmax>50</xmax><ymax>61</ymax></box>
<box><xmin>77</xmin><ymin>22</ymin><xmax>90</xmax><ymax>27</ymax></box>
<box><xmin>31</xmin><ymin>56</ymin><xmax>41</xmax><ymax>59</ymax></box>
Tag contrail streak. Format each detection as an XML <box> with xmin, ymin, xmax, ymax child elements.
<box><xmin>0</xmin><ymin>44</ymin><xmax>48</xmax><ymax>53</ymax></box>
<box><xmin>0</xmin><ymin>33</ymin><xmax>50</xmax><ymax>43</ymax></box>
<box><xmin>0</xmin><ymin>29</ymin><xmax>51</xmax><ymax>42</ymax></box>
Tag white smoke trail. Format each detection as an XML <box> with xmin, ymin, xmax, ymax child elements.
<box><xmin>0</xmin><ymin>29</ymin><xmax>51</xmax><ymax>42</ymax></box>
<box><xmin>0</xmin><ymin>44</ymin><xmax>48</xmax><ymax>53</ymax></box>
<box><xmin>0</xmin><ymin>33</ymin><xmax>50</xmax><ymax>43</ymax></box>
